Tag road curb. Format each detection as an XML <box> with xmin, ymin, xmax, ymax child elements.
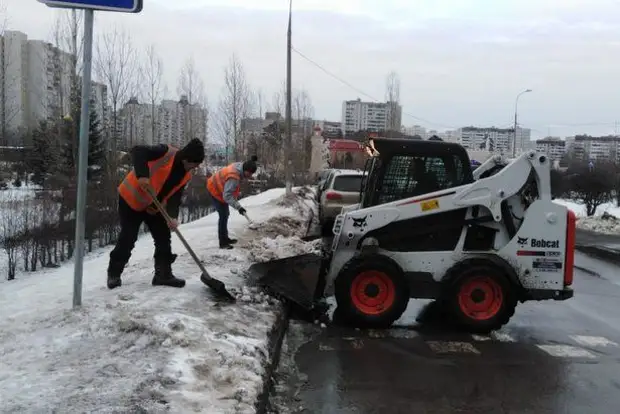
<box><xmin>576</xmin><ymin>244</ymin><xmax>620</xmax><ymax>266</ymax></box>
<box><xmin>255</xmin><ymin>195</ymin><xmax>316</xmax><ymax>414</ymax></box>
<box><xmin>254</xmin><ymin>301</ymin><xmax>291</xmax><ymax>414</ymax></box>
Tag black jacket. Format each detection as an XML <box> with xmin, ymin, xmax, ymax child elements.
<box><xmin>131</xmin><ymin>144</ymin><xmax>188</xmax><ymax>218</ymax></box>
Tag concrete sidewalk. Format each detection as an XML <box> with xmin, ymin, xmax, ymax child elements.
<box><xmin>576</xmin><ymin>228</ymin><xmax>620</xmax><ymax>265</ymax></box>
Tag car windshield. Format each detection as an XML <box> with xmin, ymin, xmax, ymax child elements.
<box><xmin>333</xmin><ymin>175</ymin><xmax>363</xmax><ymax>192</ymax></box>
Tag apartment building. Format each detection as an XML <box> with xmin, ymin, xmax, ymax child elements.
<box><xmin>1</xmin><ymin>30</ymin><xmax>28</xmax><ymax>141</ymax></box>
<box><xmin>535</xmin><ymin>137</ymin><xmax>566</xmax><ymax>161</ymax></box>
<box><xmin>459</xmin><ymin>126</ymin><xmax>532</xmax><ymax>155</ymax></box>
<box><xmin>118</xmin><ymin>95</ymin><xmax>207</xmax><ymax>151</ymax></box>
<box><xmin>0</xmin><ymin>30</ymin><xmax>107</xmax><ymax>145</ymax></box>
<box><xmin>341</xmin><ymin>98</ymin><xmax>402</xmax><ymax>136</ymax></box>
<box><xmin>569</xmin><ymin>135</ymin><xmax>620</xmax><ymax>162</ymax></box>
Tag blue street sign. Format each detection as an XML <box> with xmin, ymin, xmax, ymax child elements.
<box><xmin>38</xmin><ymin>0</ymin><xmax>142</xmax><ymax>13</ymax></box>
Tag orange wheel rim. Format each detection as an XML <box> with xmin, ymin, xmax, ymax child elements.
<box><xmin>457</xmin><ymin>276</ymin><xmax>503</xmax><ymax>321</ymax></box>
<box><xmin>350</xmin><ymin>270</ymin><xmax>396</xmax><ymax>315</ymax></box>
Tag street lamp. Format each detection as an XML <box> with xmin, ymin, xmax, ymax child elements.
<box><xmin>285</xmin><ymin>0</ymin><xmax>293</xmax><ymax>195</ymax></box>
<box><xmin>512</xmin><ymin>89</ymin><xmax>532</xmax><ymax>157</ymax></box>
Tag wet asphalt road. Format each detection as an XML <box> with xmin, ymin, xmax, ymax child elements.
<box><xmin>269</xmin><ymin>250</ymin><xmax>620</xmax><ymax>414</ymax></box>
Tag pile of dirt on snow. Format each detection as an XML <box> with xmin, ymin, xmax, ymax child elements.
<box><xmin>276</xmin><ymin>186</ymin><xmax>316</xmax><ymax>210</ymax></box>
<box><xmin>253</xmin><ymin>215</ymin><xmax>307</xmax><ymax>238</ymax></box>
<box><xmin>244</xmin><ymin>235</ymin><xmax>322</xmax><ymax>263</ymax></box>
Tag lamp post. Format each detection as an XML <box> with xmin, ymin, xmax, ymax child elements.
<box><xmin>512</xmin><ymin>89</ymin><xmax>532</xmax><ymax>157</ymax></box>
<box><xmin>285</xmin><ymin>0</ymin><xmax>293</xmax><ymax>195</ymax></box>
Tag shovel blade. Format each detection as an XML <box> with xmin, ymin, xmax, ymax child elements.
<box><xmin>200</xmin><ymin>273</ymin><xmax>236</xmax><ymax>302</ymax></box>
<box><xmin>247</xmin><ymin>253</ymin><xmax>324</xmax><ymax>310</ymax></box>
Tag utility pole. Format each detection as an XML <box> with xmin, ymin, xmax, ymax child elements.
<box><xmin>285</xmin><ymin>0</ymin><xmax>293</xmax><ymax>195</ymax></box>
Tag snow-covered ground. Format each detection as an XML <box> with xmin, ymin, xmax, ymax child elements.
<box><xmin>0</xmin><ymin>187</ymin><xmax>319</xmax><ymax>413</ymax></box>
<box><xmin>553</xmin><ymin>199</ymin><xmax>620</xmax><ymax>234</ymax></box>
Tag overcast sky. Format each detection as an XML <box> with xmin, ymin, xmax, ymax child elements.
<box><xmin>5</xmin><ymin>0</ymin><xmax>620</xmax><ymax>138</ymax></box>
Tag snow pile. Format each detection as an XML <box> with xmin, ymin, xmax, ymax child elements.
<box><xmin>247</xmin><ymin>235</ymin><xmax>322</xmax><ymax>263</ymax></box>
<box><xmin>0</xmin><ymin>186</ymin><xmax>318</xmax><ymax>413</ymax></box>
<box><xmin>553</xmin><ymin>199</ymin><xmax>620</xmax><ymax>234</ymax></box>
<box><xmin>576</xmin><ymin>213</ymin><xmax>620</xmax><ymax>234</ymax></box>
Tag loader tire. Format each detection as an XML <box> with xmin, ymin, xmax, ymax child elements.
<box><xmin>334</xmin><ymin>255</ymin><xmax>409</xmax><ymax>329</ymax></box>
<box><xmin>444</xmin><ymin>260</ymin><xmax>517</xmax><ymax>334</ymax></box>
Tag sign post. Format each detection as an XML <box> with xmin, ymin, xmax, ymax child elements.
<box><xmin>38</xmin><ymin>0</ymin><xmax>143</xmax><ymax>308</ymax></box>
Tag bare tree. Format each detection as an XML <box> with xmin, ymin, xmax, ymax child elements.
<box><xmin>271</xmin><ymin>81</ymin><xmax>286</xmax><ymax>115</ymax></box>
<box><xmin>0</xmin><ymin>194</ymin><xmax>22</xmax><ymax>280</ymax></box>
<box><xmin>177</xmin><ymin>56</ymin><xmax>207</xmax><ymax>144</ymax></box>
<box><xmin>215</xmin><ymin>54</ymin><xmax>253</xmax><ymax>160</ymax></box>
<box><xmin>567</xmin><ymin>160</ymin><xmax>614</xmax><ymax>216</ymax></box>
<box><xmin>292</xmin><ymin>89</ymin><xmax>314</xmax><ymax>175</ymax></box>
<box><xmin>142</xmin><ymin>44</ymin><xmax>163</xmax><ymax>144</ymax></box>
<box><xmin>255</xmin><ymin>88</ymin><xmax>265</xmax><ymax>118</ymax></box>
<box><xmin>385</xmin><ymin>71</ymin><xmax>401</xmax><ymax>135</ymax></box>
<box><xmin>95</xmin><ymin>25</ymin><xmax>137</xmax><ymax>152</ymax></box>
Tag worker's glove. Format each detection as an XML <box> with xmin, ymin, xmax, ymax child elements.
<box><xmin>145</xmin><ymin>201</ymin><xmax>166</xmax><ymax>215</ymax></box>
<box><xmin>238</xmin><ymin>207</ymin><xmax>247</xmax><ymax>216</ymax></box>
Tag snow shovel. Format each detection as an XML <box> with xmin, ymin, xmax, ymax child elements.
<box><xmin>146</xmin><ymin>188</ymin><xmax>236</xmax><ymax>302</ymax></box>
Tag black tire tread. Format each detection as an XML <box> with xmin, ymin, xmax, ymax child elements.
<box><xmin>334</xmin><ymin>254</ymin><xmax>409</xmax><ymax>329</ymax></box>
<box><xmin>442</xmin><ymin>258</ymin><xmax>517</xmax><ymax>334</ymax></box>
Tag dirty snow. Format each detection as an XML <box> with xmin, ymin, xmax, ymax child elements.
<box><xmin>553</xmin><ymin>199</ymin><xmax>620</xmax><ymax>234</ymax></box>
<box><xmin>0</xmin><ymin>187</ymin><xmax>318</xmax><ymax>413</ymax></box>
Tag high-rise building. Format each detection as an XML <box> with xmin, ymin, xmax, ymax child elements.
<box><xmin>1</xmin><ymin>30</ymin><xmax>29</xmax><ymax>142</ymax></box>
<box><xmin>0</xmin><ymin>30</ymin><xmax>107</xmax><ymax>145</ymax></box>
<box><xmin>341</xmin><ymin>98</ymin><xmax>402</xmax><ymax>136</ymax></box>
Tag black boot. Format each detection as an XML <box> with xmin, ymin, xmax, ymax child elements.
<box><xmin>219</xmin><ymin>240</ymin><xmax>234</xmax><ymax>249</ymax></box>
<box><xmin>152</xmin><ymin>257</ymin><xmax>186</xmax><ymax>288</ymax></box>
<box><xmin>107</xmin><ymin>262</ymin><xmax>124</xmax><ymax>290</ymax></box>
<box><xmin>224</xmin><ymin>238</ymin><xmax>237</xmax><ymax>245</ymax></box>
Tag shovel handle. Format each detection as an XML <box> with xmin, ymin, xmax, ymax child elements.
<box><xmin>146</xmin><ymin>188</ymin><xmax>213</xmax><ymax>281</ymax></box>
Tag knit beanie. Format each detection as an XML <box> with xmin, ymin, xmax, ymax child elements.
<box><xmin>242</xmin><ymin>155</ymin><xmax>258</xmax><ymax>174</ymax></box>
<box><xmin>178</xmin><ymin>138</ymin><xmax>205</xmax><ymax>163</ymax></box>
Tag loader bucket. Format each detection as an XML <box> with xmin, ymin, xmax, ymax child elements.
<box><xmin>247</xmin><ymin>253</ymin><xmax>324</xmax><ymax>310</ymax></box>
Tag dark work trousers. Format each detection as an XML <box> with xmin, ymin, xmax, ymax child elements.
<box><xmin>209</xmin><ymin>193</ymin><xmax>230</xmax><ymax>244</ymax></box>
<box><xmin>108</xmin><ymin>197</ymin><xmax>172</xmax><ymax>272</ymax></box>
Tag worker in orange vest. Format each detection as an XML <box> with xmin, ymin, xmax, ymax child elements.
<box><xmin>206</xmin><ymin>155</ymin><xmax>258</xmax><ymax>249</ymax></box>
<box><xmin>107</xmin><ymin>138</ymin><xmax>205</xmax><ymax>290</ymax></box>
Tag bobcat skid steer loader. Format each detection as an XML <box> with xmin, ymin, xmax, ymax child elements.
<box><xmin>249</xmin><ymin>138</ymin><xmax>576</xmax><ymax>333</ymax></box>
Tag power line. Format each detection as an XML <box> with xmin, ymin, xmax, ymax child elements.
<box><xmin>291</xmin><ymin>45</ymin><xmax>457</xmax><ymax>129</ymax></box>
<box><xmin>291</xmin><ymin>46</ymin><xmax>620</xmax><ymax>133</ymax></box>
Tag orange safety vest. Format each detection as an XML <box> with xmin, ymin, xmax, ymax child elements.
<box><xmin>206</xmin><ymin>163</ymin><xmax>240</xmax><ymax>203</ymax></box>
<box><xmin>118</xmin><ymin>145</ymin><xmax>192</xmax><ymax>212</ymax></box>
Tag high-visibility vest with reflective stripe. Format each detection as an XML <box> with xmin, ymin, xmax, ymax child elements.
<box><xmin>206</xmin><ymin>164</ymin><xmax>240</xmax><ymax>203</ymax></box>
<box><xmin>118</xmin><ymin>145</ymin><xmax>192</xmax><ymax>211</ymax></box>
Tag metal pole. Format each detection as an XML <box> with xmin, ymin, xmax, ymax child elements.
<box><xmin>73</xmin><ymin>8</ymin><xmax>95</xmax><ymax>308</ymax></box>
<box><xmin>512</xmin><ymin>109</ymin><xmax>518</xmax><ymax>158</ymax></box>
<box><xmin>285</xmin><ymin>0</ymin><xmax>293</xmax><ymax>195</ymax></box>
<box><xmin>512</xmin><ymin>89</ymin><xmax>531</xmax><ymax>158</ymax></box>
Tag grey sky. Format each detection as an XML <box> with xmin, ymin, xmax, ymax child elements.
<box><xmin>5</xmin><ymin>0</ymin><xmax>620</xmax><ymax>138</ymax></box>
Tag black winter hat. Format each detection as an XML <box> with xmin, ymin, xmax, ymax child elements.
<box><xmin>178</xmin><ymin>138</ymin><xmax>205</xmax><ymax>163</ymax></box>
<box><xmin>243</xmin><ymin>155</ymin><xmax>258</xmax><ymax>174</ymax></box>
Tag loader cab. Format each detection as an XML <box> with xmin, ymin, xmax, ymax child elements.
<box><xmin>360</xmin><ymin>138</ymin><xmax>473</xmax><ymax>208</ymax></box>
